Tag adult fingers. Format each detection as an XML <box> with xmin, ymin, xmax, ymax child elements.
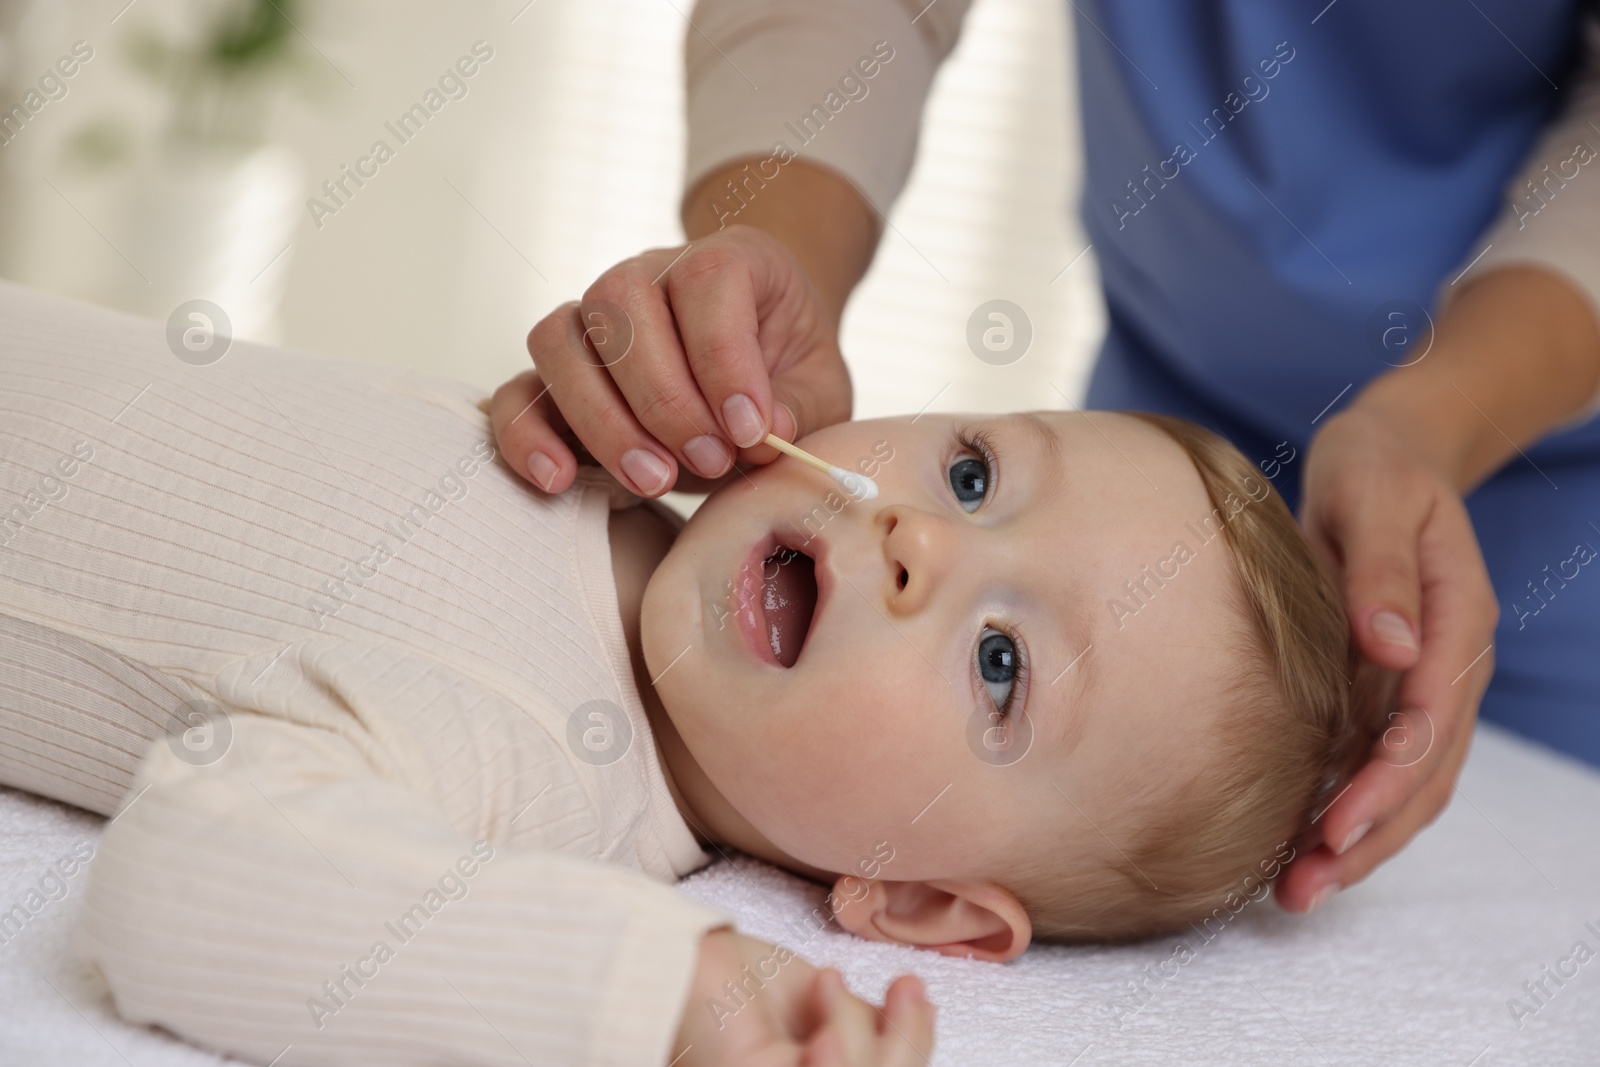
<box><xmin>526</xmin><ymin>301</ymin><xmax>681</xmax><ymax>497</ymax></box>
<box><xmin>669</xmin><ymin>240</ymin><xmax>821</xmax><ymax>433</ymax></box>
<box><xmin>1277</xmin><ymin>498</ymin><xmax>1496</xmax><ymax>912</ymax></box>
<box><xmin>1323</xmin><ymin>492</ymin><xmax>1496</xmax><ymax>856</ymax></box>
<box><xmin>1332</xmin><ymin>681</ymin><xmax>1481</xmax><ymax>889</ymax></box>
<box><xmin>668</xmin><ymin>230</ymin><xmax>853</xmax><ymax>465</ymax></box>
<box><xmin>1278</xmin><ymin>690</ymin><xmax>1481</xmax><ymax>913</ymax></box>
<box><xmin>655</xmin><ymin>241</ymin><xmax>773</xmax><ymax>451</ymax></box>
<box><xmin>1284</xmin><ymin>687</ymin><xmax>1483</xmax><ymax>917</ymax></box>
<box><xmin>487</xmin><ymin>368</ymin><xmax>576</xmax><ymax>494</ymax></box>
<box><xmin>1324</xmin><ymin>466</ymin><xmax>1430</xmax><ymax>673</ymax></box>
<box><xmin>585</xmin><ymin>255</ymin><xmax>738</xmax><ymax>481</ymax></box>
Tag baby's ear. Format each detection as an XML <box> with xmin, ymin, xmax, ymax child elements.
<box><xmin>828</xmin><ymin>876</ymin><xmax>1031</xmax><ymax>962</ymax></box>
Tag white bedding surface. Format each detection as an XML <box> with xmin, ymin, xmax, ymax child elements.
<box><xmin>4</xmin><ymin>721</ymin><xmax>1598</xmax><ymax>1066</ymax></box>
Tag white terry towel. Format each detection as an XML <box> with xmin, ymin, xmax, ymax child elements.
<box><xmin>2</xmin><ymin>692</ymin><xmax>1597</xmax><ymax>1066</ymax></box>
<box><xmin>674</xmin><ymin>721</ymin><xmax>1600</xmax><ymax>1066</ymax></box>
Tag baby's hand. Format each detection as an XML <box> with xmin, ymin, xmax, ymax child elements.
<box><xmin>671</xmin><ymin>928</ymin><xmax>935</xmax><ymax>1067</ymax></box>
<box><xmin>489</xmin><ymin>225</ymin><xmax>851</xmax><ymax>498</ymax></box>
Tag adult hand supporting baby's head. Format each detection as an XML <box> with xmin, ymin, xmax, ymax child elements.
<box><xmin>489</xmin><ymin>224</ymin><xmax>852</xmax><ymax>499</ymax></box>
<box><xmin>1275</xmin><ymin>401</ymin><xmax>1497</xmax><ymax>915</ymax></box>
<box><xmin>1277</xmin><ymin>265</ymin><xmax>1600</xmax><ymax>915</ymax></box>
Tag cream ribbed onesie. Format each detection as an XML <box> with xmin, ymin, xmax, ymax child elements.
<box><xmin>0</xmin><ymin>282</ymin><xmax>729</xmax><ymax>1066</ymax></box>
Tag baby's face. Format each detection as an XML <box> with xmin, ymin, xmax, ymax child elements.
<box><xmin>641</xmin><ymin>411</ymin><xmax>1247</xmax><ymax>884</ymax></box>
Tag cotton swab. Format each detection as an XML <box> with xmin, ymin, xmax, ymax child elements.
<box><xmin>763</xmin><ymin>434</ymin><xmax>879</xmax><ymax>500</ymax></box>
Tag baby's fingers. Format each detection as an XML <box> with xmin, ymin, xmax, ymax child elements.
<box><xmin>877</xmin><ymin>975</ymin><xmax>937</xmax><ymax>1067</ymax></box>
<box><xmin>802</xmin><ymin>970</ymin><xmax>875</xmax><ymax>1066</ymax></box>
<box><xmin>488</xmin><ymin>368</ymin><xmax>576</xmax><ymax>494</ymax></box>
<box><xmin>801</xmin><ymin>970</ymin><xmax>934</xmax><ymax>1067</ymax></box>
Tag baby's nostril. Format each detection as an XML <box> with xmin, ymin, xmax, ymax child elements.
<box><xmin>897</xmin><ymin>567</ymin><xmax>908</xmax><ymax>591</ymax></box>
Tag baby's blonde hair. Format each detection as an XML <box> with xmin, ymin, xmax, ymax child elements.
<box><xmin>1017</xmin><ymin>411</ymin><xmax>1396</xmax><ymax>943</ymax></box>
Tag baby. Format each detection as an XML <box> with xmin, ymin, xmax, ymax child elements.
<box><xmin>646</xmin><ymin>406</ymin><xmax>1392</xmax><ymax>946</ymax></box>
<box><xmin>0</xmin><ymin>282</ymin><xmax>1388</xmax><ymax>1066</ymax></box>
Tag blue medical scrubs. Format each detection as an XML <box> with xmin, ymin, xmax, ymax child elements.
<box><xmin>1074</xmin><ymin>0</ymin><xmax>1600</xmax><ymax>767</ymax></box>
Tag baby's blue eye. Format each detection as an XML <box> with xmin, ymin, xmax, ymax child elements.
<box><xmin>949</xmin><ymin>456</ymin><xmax>988</xmax><ymax>512</ymax></box>
<box><xmin>978</xmin><ymin>629</ymin><xmax>1017</xmax><ymax>710</ymax></box>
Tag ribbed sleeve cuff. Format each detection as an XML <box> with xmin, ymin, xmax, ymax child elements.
<box><xmin>592</xmin><ymin>878</ymin><xmax>732</xmax><ymax>1065</ymax></box>
<box><xmin>1434</xmin><ymin>16</ymin><xmax>1600</xmax><ymax>433</ymax></box>
<box><xmin>1452</xmin><ymin>243</ymin><xmax>1600</xmax><ymax>435</ymax></box>
<box><xmin>682</xmin><ymin>0</ymin><xmax>952</xmax><ymax>221</ymax></box>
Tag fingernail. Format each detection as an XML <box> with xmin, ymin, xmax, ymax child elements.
<box><xmin>1336</xmin><ymin>820</ymin><xmax>1372</xmax><ymax>856</ymax></box>
<box><xmin>775</xmin><ymin>401</ymin><xmax>798</xmax><ymax>441</ymax></box>
<box><xmin>1306</xmin><ymin>882</ymin><xmax>1340</xmax><ymax>913</ymax></box>
<box><xmin>527</xmin><ymin>451</ymin><xmax>559</xmax><ymax>492</ymax></box>
<box><xmin>619</xmin><ymin>448</ymin><xmax>671</xmax><ymax>496</ymax></box>
<box><xmin>722</xmin><ymin>393</ymin><xmax>765</xmax><ymax>449</ymax></box>
<box><xmin>682</xmin><ymin>435</ymin><xmax>733</xmax><ymax>478</ymax></box>
<box><xmin>1372</xmin><ymin>610</ymin><xmax>1418</xmax><ymax>652</ymax></box>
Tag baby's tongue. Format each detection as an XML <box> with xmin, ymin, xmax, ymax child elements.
<box><xmin>760</xmin><ymin>551</ymin><xmax>816</xmax><ymax>668</ymax></box>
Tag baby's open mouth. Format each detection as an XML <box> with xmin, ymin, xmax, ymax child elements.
<box><xmin>759</xmin><ymin>546</ymin><xmax>817</xmax><ymax>668</ymax></box>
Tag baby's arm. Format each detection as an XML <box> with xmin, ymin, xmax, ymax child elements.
<box><xmin>83</xmin><ymin>703</ymin><xmax>933</xmax><ymax>1066</ymax></box>
<box><xmin>81</xmin><ymin>705</ymin><xmax>723</xmax><ymax>1066</ymax></box>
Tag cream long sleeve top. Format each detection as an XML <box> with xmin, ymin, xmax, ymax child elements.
<box><xmin>682</xmin><ymin>0</ymin><xmax>1600</xmax><ymax>428</ymax></box>
<box><xmin>0</xmin><ymin>282</ymin><xmax>729</xmax><ymax>1066</ymax></box>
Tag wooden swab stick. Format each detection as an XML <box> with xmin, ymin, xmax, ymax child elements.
<box><xmin>764</xmin><ymin>434</ymin><xmax>879</xmax><ymax>500</ymax></box>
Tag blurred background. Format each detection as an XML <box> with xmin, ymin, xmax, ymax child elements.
<box><xmin>0</xmin><ymin>0</ymin><xmax>1104</xmax><ymax>442</ymax></box>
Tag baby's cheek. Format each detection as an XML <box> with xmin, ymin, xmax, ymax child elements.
<box><xmin>818</xmin><ymin>684</ymin><xmax>935</xmax><ymax>796</ymax></box>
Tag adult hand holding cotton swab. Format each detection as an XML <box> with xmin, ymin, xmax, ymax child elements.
<box><xmin>763</xmin><ymin>435</ymin><xmax>879</xmax><ymax>500</ymax></box>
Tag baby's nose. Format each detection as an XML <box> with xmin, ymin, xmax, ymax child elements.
<box><xmin>880</xmin><ymin>506</ymin><xmax>957</xmax><ymax>617</ymax></box>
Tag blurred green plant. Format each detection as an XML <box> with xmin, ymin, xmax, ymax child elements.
<box><xmin>67</xmin><ymin>0</ymin><xmax>325</xmax><ymax>169</ymax></box>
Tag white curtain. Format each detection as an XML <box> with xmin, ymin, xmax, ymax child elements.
<box><xmin>0</xmin><ymin>0</ymin><xmax>1101</xmax><ymax>418</ymax></box>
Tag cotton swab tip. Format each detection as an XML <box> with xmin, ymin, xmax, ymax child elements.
<box><xmin>763</xmin><ymin>433</ymin><xmax>879</xmax><ymax>500</ymax></box>
<box><xmin>829</xmin><ymin>466</ymin><xmax>879</xmax><ymax>500</ymax></box>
